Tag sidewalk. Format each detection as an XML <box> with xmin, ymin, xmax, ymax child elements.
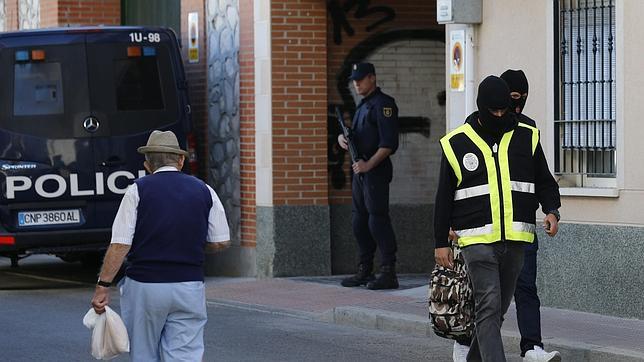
<box><xmin>205</xmin><ymin>275</ymin><xmax>644</xmax><ymax>361</ymax></box>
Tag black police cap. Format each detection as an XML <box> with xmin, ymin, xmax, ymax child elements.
<box><xmin>349</xmin><ymin>62</ymin><xmax>376</xmax><ymax>81</ymax></box>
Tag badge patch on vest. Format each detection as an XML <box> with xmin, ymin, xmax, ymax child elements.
<box><xmin>383</xmin><ymin>107</ymin><xmax>393</xmax><ymax>117</ymax></box>
<box><xmin>462</xmin><ymin>153</ymin><xmax>479</xmax><ymax>172</ymax></box>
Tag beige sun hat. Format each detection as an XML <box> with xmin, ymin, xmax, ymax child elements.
<box><xmin>137</xmin><ymin>130</ymin><xmax>188</xmax><ymax>156</ymax></box>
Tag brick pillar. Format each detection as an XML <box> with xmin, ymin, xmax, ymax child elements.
<box><xmin>5</xmin><ymin>0</ymin><xmax>17</xmax><ymax>31</ymax></box>
<box><xmin>239</xmin><ymin>0</ymin><xmax>257</xmax><ymax>249</ymax></box>
<box><xmin>39</xmin><ymin>0</ymin><xmax>57</xmax><ymax>27</ymax></box>
<box><xmin>255</xmin><ymin>0</ymin><xmax>330</xmax><ymax>277</ymax></box>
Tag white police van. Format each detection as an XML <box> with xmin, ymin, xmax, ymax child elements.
<box><xmin>0</xmin><ymin>27</ymin><xmax>198</xmax><ymax>266</ymax></box>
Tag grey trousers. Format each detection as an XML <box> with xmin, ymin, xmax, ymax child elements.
<box><xmin>119</xmin><ymin>277</ymin><xmax>208</xmax><ymax>362</ymax></box>
<box><xmin>461</xmin><ymin>242</ymin><xmax>525</xmax><ymax>362</ymax></box>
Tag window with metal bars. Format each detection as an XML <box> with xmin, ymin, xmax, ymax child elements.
<box><xmin>554</xmin><ymin>0</ymin><xmax>616</xmax><ymax>185</ymax></box>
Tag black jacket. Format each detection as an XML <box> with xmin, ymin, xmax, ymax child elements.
<box><xmin>433</xmin><ymin>112</ymin><xmax>561</xmax><ymax>248</ymax></box>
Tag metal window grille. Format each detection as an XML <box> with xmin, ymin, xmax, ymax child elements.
<box><xmin>554</xmin><ymin>0</ymin><xmax>616</xmax><ymax>181</ymax></box>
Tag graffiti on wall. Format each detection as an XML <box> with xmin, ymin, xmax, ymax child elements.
<box><xmin>327</xmin><ymin>0</ymin><xmax>396</xmax><ymax>45</ymax></box>
<box><xmin>0</xmin><ymin>0</ymin><xmax>5</xmax><ymax>31</ymax></box>
<box><xmin>329</xmin><ymin>29</ymin><xmax>446</xmax><ymax>190</ymax></box>
<box><xmin>19</xmin><ymin>0</ymin><xmax>39</xmax><ymax>30</ymax></box>
<box><xmin>206</xmin><ymin>0</ymin><xmax>241</xmax><ymax>242</ymax></box>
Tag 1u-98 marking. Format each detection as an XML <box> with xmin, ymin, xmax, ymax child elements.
<box><xmin>129</xmin><ymin>32</ymin><xmax>161</xmax><ymax>43</ymax></box>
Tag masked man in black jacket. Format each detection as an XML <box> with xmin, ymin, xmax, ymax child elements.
<box><xmin>434</xmin><ymin>76</ymin><xmax>561</xmax><ymax>361</ymax></box>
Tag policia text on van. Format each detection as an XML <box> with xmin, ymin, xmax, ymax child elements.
<box><xmin>0</xmin><ymin>27</ymin><xmax>198</xmax><ymax>267</ymax></box>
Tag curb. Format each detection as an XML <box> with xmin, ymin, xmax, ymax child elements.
<box><xmin>206</xmin><ymin>298</ymin><xmax>319</xmax><ymax>321</ymax></box>
<box><xmin>207</xmin><ymin>297</ymin><xmax>644</xmax><ymax>361</ymax></box>
<box><xmin>330</xmin><ymin>306</ymin><xmax>644</xmax><ymax>362</ymax></box>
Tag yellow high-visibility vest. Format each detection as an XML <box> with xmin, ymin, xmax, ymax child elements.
<box><xmin>439</xmin><ymin>122</ymin><xmax>539</xmax><ymax>247</ymax></box>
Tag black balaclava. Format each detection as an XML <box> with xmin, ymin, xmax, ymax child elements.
<box><xmin>476</xmin><ymin>75</ymin><xmax>514</xmax><ymax>135</ymax></box>
<box><xmin>500</xmin><ymin>69</ymin><xmax>529</xmax><ymax>114</ymax></box>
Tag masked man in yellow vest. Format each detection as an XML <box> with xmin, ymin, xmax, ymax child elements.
<box><xmin>433</xmin><ymin>76</ymin><xmax>561</xmax><ymax>362</ymax></box>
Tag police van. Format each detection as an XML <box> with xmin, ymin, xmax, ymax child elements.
<box><xmin>0</xmin><ymin>27</ymin><xmax>198</xmax><ymax>266</ymax></box>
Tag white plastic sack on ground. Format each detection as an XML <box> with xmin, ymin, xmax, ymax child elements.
<box><xmin>83</xmin><ymin>306</ymin><xmax>130</xmax><ymax>360</ymax></box>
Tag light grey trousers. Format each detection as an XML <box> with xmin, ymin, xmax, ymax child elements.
<box><xmin>119</xmin><ymin>277</ymin><xmax>207</xmax><ymax>362</ymax></box>
<box><xmin>461</xmin><ymin>242</ymin><xmax>525</xmax><ymax>362</ymax></box>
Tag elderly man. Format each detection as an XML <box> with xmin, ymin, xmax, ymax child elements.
<box><xmin>91</xmin><ymin>130</ymin><xmax>230</xmax><ymax>361</ymax></box>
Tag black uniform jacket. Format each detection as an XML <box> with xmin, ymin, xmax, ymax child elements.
<box><xmin>352</xmin><ymin>87</ymin><xmax>399</xmax><ymax>182</ymax></box>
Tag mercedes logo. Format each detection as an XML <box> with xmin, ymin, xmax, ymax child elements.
<box><xmin>83</xmin><ymin>116</ymin><xmax>100</xmax><ymax>133</ymax></box>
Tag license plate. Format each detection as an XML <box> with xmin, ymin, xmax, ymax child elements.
<box><xmin>18</xmin><ymin>209</ymin><xmax>81</xmax><ymax>227</ymax></box>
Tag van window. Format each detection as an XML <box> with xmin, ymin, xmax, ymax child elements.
<box><xmin>114</xmin><ymin>57</ymin><xmax>164</xmax><ymax>111</ymax></box>
<box><xmin>86</xmin><ymin>39</ymin><xmax>181</xmax><ymax>136</ymax></box>
<box><xmin>13</xmin><ymin>62</ymin><xmax>64</xmax><ymax>116</ymax></box>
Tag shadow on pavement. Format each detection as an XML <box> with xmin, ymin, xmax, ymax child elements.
<box><xmin>0</xmin><ymin>255</ymin><xmax>98</xmax><ymax>290</ymax></box>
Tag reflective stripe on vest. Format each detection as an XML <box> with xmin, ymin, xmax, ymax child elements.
<box><xmin>510</xmin><ymin>181</ymin><xmax>535</xmax><ymax>193</ymax></box>
<box><xmin>454</xmin><ymin>224</ymin><xmax>493</xmax><ymax>237</ymax></box>
<box><xmin>453</xmin><ymin>184</ymin><xmax>490</xmax><ymax>201</ymax></box>
<box><xmin>441</xmin><ymin>123</ymin><xmax>538</xmax><ymax>246</ymax></box>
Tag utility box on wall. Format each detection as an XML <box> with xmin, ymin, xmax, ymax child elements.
<box><xmin>436</xmin><ymin>0</ymin><xmax>482</xmax><ymax>24</ymax></box>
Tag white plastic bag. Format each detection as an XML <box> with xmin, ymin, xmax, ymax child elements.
<box><xmin>83</xmin><ymin>306</ymin><xmax>130</xmax><ymax>360</ymax></box>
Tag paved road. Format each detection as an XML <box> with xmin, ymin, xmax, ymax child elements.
<box><xmin>0</xmin><ymin>256</ymin><xmax>455</xmax><ymax>362</ymax></box>
<box><xmin>0</xmin><ymin>289</ymin><xmax>455</xmax><ymax>361</ymax></box>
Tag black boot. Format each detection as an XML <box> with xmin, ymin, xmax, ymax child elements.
<box><xmin>341</xmin><ymin>263</ymin><xmax>375</xmax><ymax>287</ymax></box>
<box><xmin>367</xmin><ymin>265</ymin><xmax>399</xmax><ymax>290</ymax></box>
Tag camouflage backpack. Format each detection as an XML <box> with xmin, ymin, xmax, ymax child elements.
<box><xmin>428</xmin><ymin>244</ymin><xmax>474</xmax><ymax>340</ymax></box>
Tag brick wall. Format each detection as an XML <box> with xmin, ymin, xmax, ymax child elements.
<box><xmin>181</xmin><ymin>0</ymin><xmax>208</xmax><ymax>181</ymax></box>
<box><xmin>239</xmin><ymin>0</ymin><xmax>256</xmax><ymax>247</ymax></box>
<box><xmin>271</xmin><ymin>0</ymin><xmax>328</xmax><ymax>206</ymax></box>
<box><xmin>57</xmin><ymin>0</ymin><xmax>120</xmax><ymax>26</ymax></box>
<box><xmin>2</xmin><ymin>0</ymin><xmax>18</xmax><ymax>31</ymax></box>
<box><xmin>326</xmin><ymin>1</ymin><xmax>442</xmax><ymax>204</ymax></box>
<box><xmin>1</xmin><ymin>0</ymin><xmax>119</xmax><ymax>29</ymax></box>
<box><xmin>40</xmin><ymin>0</ymin><xmax>57</xmax><ymax>27</ymax></box>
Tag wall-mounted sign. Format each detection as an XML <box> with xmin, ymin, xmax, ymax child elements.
<box><xmin>188</xmin><ymin>12</ymin><xmax>199</xmax><ymax>64</ymax></box>
<box><xmin>437</xmin><ymin>0</ymin><xmax>452</xmax><ymax>23</ymax></box>
<box><xmin>436</xmin><ymin>0</ymin><xmax>482</xmax><ymax>24</ymax></box>
<box><xmin>450</xmin><ymin>30</ymin><xmax>465</xmax><ymax>92</ymax></box>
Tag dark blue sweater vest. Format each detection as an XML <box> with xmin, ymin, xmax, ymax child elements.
<box><xmin>126</xmin><ymin>171</ymin><xmax>212</xmax><ymax>283</ymax></box>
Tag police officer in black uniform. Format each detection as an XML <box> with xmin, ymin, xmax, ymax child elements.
<box><xmin>338</xmin><ymin>63</ymin><xmax>400</xmax><ymax>290</ymax></box>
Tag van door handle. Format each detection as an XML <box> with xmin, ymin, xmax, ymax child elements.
<box><xmin>101</xmin><ymin>156</ymin><xmax>126</xmax><ymax>167</ymax></box>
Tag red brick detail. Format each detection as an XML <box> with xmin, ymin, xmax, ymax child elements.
<box><xmin>57</xmin><ymin>0</ymin><xmax>120</xmax><ymax>26</ymax></box>
<box><xmin>326</xmin><ymin>1</ymin><xmax>442</xmax><ymax>205</ymax></box>
<box><xmin>239</xmin><ymin>0</ymin><xmax>256</xmax><ymax>245</ymax></box>
<box><xmin>240</xmin><ymin>240</ymin><xmax>257</xmax><ymax>248</ymax></box>
<box><xmin>40</xmin><ymin>0</ymin><xmax>58</xmax><ymax>28</ymax></box>
<box><xmin>181</xmin><ymin>1</ymin><xmax>209</xmax><ymax>181</ymax></box>
<box><xmin>271</xmin><ymin>0</ymin><xmax>328</xmax><ymax>206</ymax></box>
<box><xmin>4</xmin><ymin>0</ymin><xmax>19</xmax><ymax>31</ymax></box>
<box><xmin>3</xmin><ymin>0</ymin><xmax>119</xmax><ymax>30</ymax></box>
